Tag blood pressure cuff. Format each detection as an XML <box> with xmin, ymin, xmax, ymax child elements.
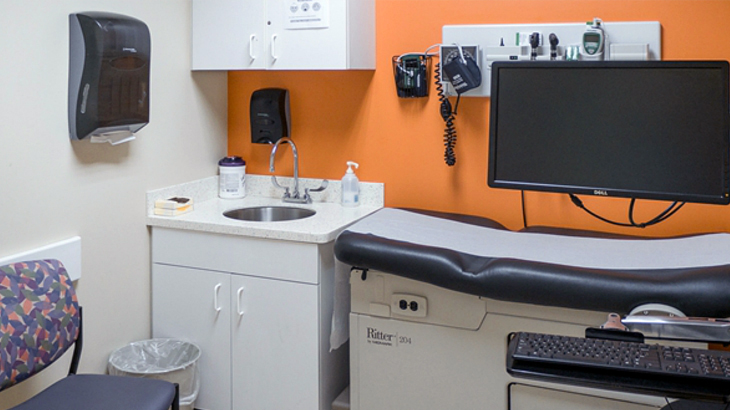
<box><xmin>334</xmin><ymin>208</ymin><xmax>730</xmax><ymax>318</ymax></box>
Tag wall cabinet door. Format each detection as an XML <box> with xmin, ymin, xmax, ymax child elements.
<box><xmin>152</xmin><ymin>264</ymin><xmax>232</xmax><ymax>410</ymax></box>
<box><xmin>231</xmin><ymin>274</ymin><xmax>320</xmax><ymax>410</ymax></box>
<box><xmin>265</xmin><ymin>0</ymin><xmax>348</xmax><ymax>69</ymax></box>
<box><xmin>191</xmin><ymin>0</ymin><xmax>266</xmax><ymax>70</ymax></box>
<box><xmin>192</xmin><ymin>0</ymin><xmax>374</xmax><ymax>70</ymax></box>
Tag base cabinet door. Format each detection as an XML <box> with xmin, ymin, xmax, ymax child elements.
<box><xmin>152</xmin><ymin>264</ymin><xmax>232</xmax><ymax>410</ymax></box>
<box><xmin>231</xmin><ymin>274</ymin><xmax>320</xmax><ymax>410</ymax></box>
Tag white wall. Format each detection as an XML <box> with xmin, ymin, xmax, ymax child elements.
<box><xmin>0</xmin><ymin>1</ymin><xmax>227</xmax><ymax>407</ymax></box>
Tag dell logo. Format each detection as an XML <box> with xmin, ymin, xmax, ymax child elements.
<box><xmin>594</xmin><ymin>190</ymin><xmax>609</xmax><ymax>196</ymax></box>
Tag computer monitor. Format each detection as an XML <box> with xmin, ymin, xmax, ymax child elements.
<box><xmin>488</xmin><ymin>61</ymin><xmax>730</xmax><ymax>205</ymax></box>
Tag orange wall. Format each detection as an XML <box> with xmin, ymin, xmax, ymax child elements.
<box><xmin>228</xmin><ymin>0</ymin><xmax>730</xmax><ymax>236</ymax></box>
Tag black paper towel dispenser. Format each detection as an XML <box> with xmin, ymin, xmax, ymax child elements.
<box><xmin>250</xmin><ymin>88</ymin><xmax>290</xmax><ymax>144</ymax></box>
<box><xmin>68</xmin><ymin>12</ymin><xmax>151</xmax><ymax>145</ymax></box>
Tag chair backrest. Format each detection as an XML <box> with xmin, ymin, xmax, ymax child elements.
<box><xmin>0</xmin><ymin>259</ymin><xmax>80</xmax><ymax>392</ymax></box>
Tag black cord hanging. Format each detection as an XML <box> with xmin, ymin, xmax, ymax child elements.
<box><xmin>569</xmin><ymin>194</ymin><xmax>686</xmax><ymax>228</ymax></box>
<box><xmin>435</xmin><ymin>62</ymin><xmax>457</xmax><ymax>166</ymax></box>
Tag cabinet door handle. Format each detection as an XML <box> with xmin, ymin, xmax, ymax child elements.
<box><xmin>213</xmin><ymin>283</ymin><xmax>222</xmax><ymax>313</ymax></box>
<box><xmin>236</xmin><ymin>287</ymin><xmax>245</xmax><ymax>316</ymax></box>
<box><xmin>249</xmin><ymin>34</ymin><xmax>256</xmax><ymax>60</ymax></box>
<box><xmin>271</xmin><ymin>34</ymin><xmax>278</xmax><ymax>61</ymax></box>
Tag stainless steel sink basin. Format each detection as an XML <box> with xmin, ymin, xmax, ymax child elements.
<box><xmin>223</xmin><ymin>206</ymin><xmax>316</xmax><ymax>222</ymax></box>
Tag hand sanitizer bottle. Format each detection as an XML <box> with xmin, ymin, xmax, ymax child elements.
<box><xmin>341</xmin><ymin>161</ymin><xmax>360</xmax><ymax>207</ymax></box>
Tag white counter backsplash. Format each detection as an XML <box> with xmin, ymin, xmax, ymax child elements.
<box><xmin>146</xmin><ymin>175</ymin><xmax>384</xmax><ymax>243</ymax></box>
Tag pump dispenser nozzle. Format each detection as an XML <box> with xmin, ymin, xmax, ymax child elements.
<box><xmin>346</xmin><ymin>161</ymin><xmax>359</xmax><ymax>173</ymax></box>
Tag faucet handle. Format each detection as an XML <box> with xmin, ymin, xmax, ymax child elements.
<box><xmin>306</xmin><ymin>179</ymin><xmax>329</xmax><ymax>194</ymax></box>
<box><xmin>302</xmin><ymin>180</ymin><xmax>328</xmax><ymax>204</ymax></box>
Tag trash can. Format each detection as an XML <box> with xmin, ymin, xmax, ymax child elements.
<box><xmin>108</xmin><ymin>338</ymin><xmax>201</xmax><ymax>410</ymax></box>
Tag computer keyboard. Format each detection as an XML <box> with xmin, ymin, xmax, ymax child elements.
<box><xmin>510</xmin><ymin>331</ymin><xmax>730</xmax><ymax>381</ymax></box>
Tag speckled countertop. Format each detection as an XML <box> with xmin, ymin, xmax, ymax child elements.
<box><xmin>146</xmin><ymin>175</ymin><xmax>384</xmax><ymax>244</ymax></box>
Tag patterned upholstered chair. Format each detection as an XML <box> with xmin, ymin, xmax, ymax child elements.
<box><xmin>0</xmin><ymin>259</ymin><xmax>179</xmax><ymax>410</ymax></box>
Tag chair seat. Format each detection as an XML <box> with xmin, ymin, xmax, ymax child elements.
<box><xmin>10</xmin><ymin>374</ymin><xmax>177</xmax><ymax>410</ymax></box>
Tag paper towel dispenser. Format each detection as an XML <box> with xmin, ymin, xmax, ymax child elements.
<box><xmin>68</xmin><ymin>12</ymin><xmax>150</xmax><ymax>145</ymax></box>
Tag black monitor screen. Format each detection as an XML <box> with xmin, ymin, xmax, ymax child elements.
<box><xmin>488</xmin><ymin>61</ymin><xmax>730</xmax><ymax>204</ymax></box>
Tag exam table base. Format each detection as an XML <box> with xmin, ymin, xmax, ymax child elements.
<box><xmin>349</xmin><ymin>270</ymin><xmax>690</xmax><ymax>410</ymax></box>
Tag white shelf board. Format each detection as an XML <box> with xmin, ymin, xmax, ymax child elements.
<box><xmin>0</xmin><ymin>237</ymin><xmax>82</xmax><ymax>281</ymax></box>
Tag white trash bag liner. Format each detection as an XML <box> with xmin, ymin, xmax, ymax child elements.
<box><xmin>108</xmin><ymin>338</ymin><xmax>201</xmax><ymax>407</ymax></box>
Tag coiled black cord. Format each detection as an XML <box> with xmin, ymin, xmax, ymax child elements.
<box><xmin>435</xmin><ymin>63</ymin><xmax>457</xmax><ymax>166</ymax></box>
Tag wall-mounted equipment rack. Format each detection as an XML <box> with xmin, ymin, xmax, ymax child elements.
<box><xmin>442</xmin><ymin>20</ymin><xmax>662</xmax><ymax>97</ymax></box>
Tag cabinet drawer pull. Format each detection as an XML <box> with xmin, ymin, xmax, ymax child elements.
<box><xmin>249</xmin><ymin>34</ymin><xmax>256</xmax><ymax>60</ymax></box>
<box><xmin>214</xmin><ymin>283</ymin><xmax>222</xmax><ymax>313</ymax></box>
<box><xmin>271</xmin><ymin>34</ymin><xmax>278</xmax><ymax>61</ymax></box>
<box><xmin>236</xmin><ymin>287</ymin><xmax>245</xmax><ymax>316</ymax></box>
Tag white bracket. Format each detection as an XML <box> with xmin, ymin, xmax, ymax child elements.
<box><xmin>0</xmin><ymin>237</ymin><xmax>82</xmax><ymax>281</ymax></box>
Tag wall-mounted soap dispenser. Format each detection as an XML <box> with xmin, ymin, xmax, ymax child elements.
<box><xmin>250</xmin><ymin>88</ymin><xmax>290</xmax><ymax>144</ymax></box>
<box><xmin>68</xmin><ymin>12</ymin><xmax>151</xmax><ymax>145</ymax></box>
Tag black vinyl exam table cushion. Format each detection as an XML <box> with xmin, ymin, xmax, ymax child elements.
<box><xmin>334</xmin><ymin>209</ymin><xmax>730</xmax><ymax>318</ymax></box>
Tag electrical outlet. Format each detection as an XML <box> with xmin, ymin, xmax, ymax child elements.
<box><xmin>391</xmin><ymin>293</ymin><xmax>427</xmax><ymax>318</ymax></box>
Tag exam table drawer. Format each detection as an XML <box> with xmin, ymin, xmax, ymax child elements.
<box><xmin>510</xmin><ymin>384</ymin><xmax>661</xmax><ymax>410</ymax></box>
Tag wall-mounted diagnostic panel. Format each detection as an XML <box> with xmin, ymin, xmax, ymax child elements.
<box><xmin>442</xmin><ymin>20</ymin><xmax>661</xmax><ymax>97</ymax></box>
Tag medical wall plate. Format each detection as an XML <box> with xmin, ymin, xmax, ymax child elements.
<box><xmin>442</xmin><ymin>21</ymin><xmax>661</xmax><ymax>97</ymax></box>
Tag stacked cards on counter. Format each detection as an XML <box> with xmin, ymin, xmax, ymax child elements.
<box><xmin>154</xmin><ymin>196</ymin><xmax>193</xmax><ymax>216</ymax></box>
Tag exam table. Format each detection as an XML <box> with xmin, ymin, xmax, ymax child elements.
<box><xmin>334</xmin><ymin>208</ymin><xmax>730</xmax><ymax>410</ymax></box>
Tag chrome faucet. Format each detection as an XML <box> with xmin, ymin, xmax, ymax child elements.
<box><xmin>269</xmin><ymin>137</ymin><xmax>328</xmax><ymax>204</ymax></box>
<box><xmin>270</xmin><ymin>137</ymin><xmax>301</xmax><ymax>201</ymax></box>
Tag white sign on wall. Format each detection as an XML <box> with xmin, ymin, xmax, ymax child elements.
<box><xmin>285</xmin><ymin>0</ymin><xmax>330</xmax><ymax>30</ymax></box>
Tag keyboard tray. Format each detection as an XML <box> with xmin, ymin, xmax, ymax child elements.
<box><xmin>506</xmin><ymin>332</ymin><xmax>730</xmax><ymax>403</ymax></box>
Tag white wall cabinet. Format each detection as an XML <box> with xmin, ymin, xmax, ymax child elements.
<box><xmin>151</xmin><ymin>227</ymin><xmax>347</xmax><ymax>410</ymax></box>
<box><xmin>192</xmin><ymin>0</ymin><xmax>375</xmax><ymax>70</ymax></box>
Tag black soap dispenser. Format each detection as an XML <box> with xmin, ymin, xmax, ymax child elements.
<box><xmin>250</xmin><ymin>88</ymin><xmax>290</xmax><ymax>144</ymax></box>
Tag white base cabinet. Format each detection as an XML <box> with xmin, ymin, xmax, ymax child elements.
<box><xmin>151</xmin><ymin>227</ymin><xmax>347</xmax><ymax>410</ymax></box>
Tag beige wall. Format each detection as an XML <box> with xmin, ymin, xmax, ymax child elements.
<box><xmin>0</xmin><ymin>1</ymin><xmax>226</xmax><ymax>407</ymax></box>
